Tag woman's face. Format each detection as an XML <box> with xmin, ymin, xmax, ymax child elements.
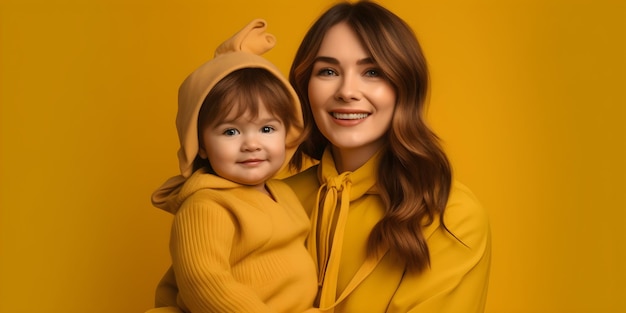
<box><xmin>308</xmin><ymin>22</ymin><xmax>396</xmax><ymax>171</ymax></box>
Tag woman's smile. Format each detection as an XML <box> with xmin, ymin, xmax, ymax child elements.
<box><xmin>331</xmin><ymin>112</ymin><xmax>370</xmax><ymax>120</ymax></box>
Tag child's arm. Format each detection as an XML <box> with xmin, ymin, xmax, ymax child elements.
<box><xmin>170</xmin><ymin>199</ymin><xmax>274</xmax><ymax>313</ymax></box>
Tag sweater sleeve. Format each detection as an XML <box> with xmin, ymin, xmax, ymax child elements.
<box><xmin>170</xmin><ymin>197</ymin><xmax>274</xmax><ymax>313</ymax></box>
<box><xmin>389</xmin><ymin>182</ymin><xmax>492</xmax><ymax>313</ymax></box>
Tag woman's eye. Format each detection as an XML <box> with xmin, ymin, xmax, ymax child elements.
<box><xmin>223</xmin><ymin>128</ymin><xmax>239</xmax><ymax>136</ymax></box>
<box><xmin>261</xmin><ymin>126</ymin><xmax>275</xmax><ymax>133</ymax></box>
<box><xmin>316</xmin><ymin>68</ymin><xmax>337</xmax><ymax>76</ymax></box>
<box><xmin>365</xmin><ymin>68</ymin><xmax>382</xmax><ymax>77</ymax></box>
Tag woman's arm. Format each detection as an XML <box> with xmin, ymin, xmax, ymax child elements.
<box><xmin>390</xmin><ymin>182</ymin><xmax>491</xmax><ymax>313</ymax></box>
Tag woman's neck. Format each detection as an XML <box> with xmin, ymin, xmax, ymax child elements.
<box><xmin>330</xmin><ymin>144</ymin><xmax>381</xmax><ymax>173</ymax></box>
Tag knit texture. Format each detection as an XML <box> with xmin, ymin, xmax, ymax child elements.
<box><xmin>148</xmin><ymin>19</ymin><xmax>317</xmax><ymax>313</ymax></box>
<box><xmin>165</xmin><ymin>169</ymin><xmax>317</xmax><ymax>312</ymax></box>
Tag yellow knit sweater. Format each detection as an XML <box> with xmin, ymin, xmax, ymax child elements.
<box><xmin>158</xmin><ymin>168</ymin><xmax>317</xmax><ymax>313</ymax></box>
<box><xmin>283</xmin><ymin>149</ymin><xmax>491</xmax><ymax>313</ymax></box>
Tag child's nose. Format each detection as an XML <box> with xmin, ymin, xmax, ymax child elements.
<box><xmin>241</xmin><ymin>134</ymin><xmax>262</xmax><ymax>151</ymax></box>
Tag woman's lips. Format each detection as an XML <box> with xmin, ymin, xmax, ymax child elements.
<box><xmin>331</xmin><ymin>112</ymin><xmax>369</xmax><ymax>120</ymax></box>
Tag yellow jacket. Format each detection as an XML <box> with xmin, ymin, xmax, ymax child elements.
<box><xmin>283</xmin><ymin>148</ymin><xmax>491</xmax><ymax>313</ymax></box>
<box><xmin>153</xmin><ymin>169</ymin><xmax>317</xmax><ymax>313</ymax></box>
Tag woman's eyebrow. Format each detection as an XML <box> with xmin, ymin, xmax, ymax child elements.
<box><xmin>313</xmin><ymin>56</ymin><xmax>375</xmax><ymax>65</ymax></box>
<box><xmin>357</xmin><ymin>57</ymin><xmax>374</xmax><ymax>65</ymax></box>
<box><xmin>313</xmin><ymin>56</ymin><xmax>339</xmax><ymax>64</ymax></box>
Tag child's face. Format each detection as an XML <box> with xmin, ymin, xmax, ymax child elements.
<box><xmin>198</xmin><ymin>102</ymin><xmax>286</xmax><ymax>193</ymax></box>
<box><xmin>308</xmin><ymin>21</ymin><xmax>396</xmax><ymax>162</ymax></box>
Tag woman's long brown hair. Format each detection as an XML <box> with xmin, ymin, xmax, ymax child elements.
<box><xmin>289</xmin><ymin>0</ymin><xmax>453</xmax><ymax>272</ymax></box>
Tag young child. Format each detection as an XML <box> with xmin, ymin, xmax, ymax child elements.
<box><xmin>148</xmin><ymin>19</ymin><xmax>317</xmax><ymax>313</ymax></box>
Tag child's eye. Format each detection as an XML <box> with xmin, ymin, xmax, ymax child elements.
<box><xmin>261</xmin><ymin>126</ymin><xmax>275</xmax><ymax>133</ymax></box>
<box><xmin>223</xmin><ymin>128</ymin><xmax>240</xmax><ymax>136</ymax></box>
<box><xmin>316</xmin><ymin>68</ymin><xmax>337</xmax><ymax>76</ymax></box>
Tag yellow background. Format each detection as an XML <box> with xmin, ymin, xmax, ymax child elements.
<box><xmin>1</xmin><ymin>0</ymin><xmax>624</xmax><ymax>312</ymax></box>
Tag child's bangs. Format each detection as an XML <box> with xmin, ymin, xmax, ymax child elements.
<box><xmin>224</xmin><ymin>69</ymin><xmax>294</xmax><ymax>124</ymax></box>
<box><xmin>199</xmin><ymin>68</ymin><xmax>296</xmax><ymax>128</ymax></box>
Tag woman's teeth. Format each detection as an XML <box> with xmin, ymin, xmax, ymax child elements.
<box><xmin>331</xmin><ymin>112</ymin><xmax>369</xmax><ymax>120</ymax></box>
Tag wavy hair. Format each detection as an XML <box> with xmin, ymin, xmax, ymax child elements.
<box><xmin>289</xmin><ymin>0</ymin><xmax>453</xmax><ymax>272</ymax></box>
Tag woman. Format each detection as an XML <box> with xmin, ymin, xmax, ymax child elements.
<box><xmin>285</xmin><ymin>1</ymin><xmax>491</xmax><ymax>312</ymax></box>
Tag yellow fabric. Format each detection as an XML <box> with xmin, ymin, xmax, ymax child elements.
<box><xmin>284</xmin><ymin>148</ymin><xmax>491</xmax><ymax>313</ymax></box>
<box><xmin>157</xmin><ymin>169</ymin><xmax>317</xmax><ymax>313</ymax></box>
<box><xmin>274</xmin><ymin>153</ymin><xmax>319</xmax><ymax>179</ymax></box>
<box><xmin>307</xmin><ymin>149</ymin><xmax>387</xmax><ymax>312</ymax></box>
<box><xmin>153</xmin><ymin>267</ymin><xmax>179</xmax><ymax>308</ymax></box>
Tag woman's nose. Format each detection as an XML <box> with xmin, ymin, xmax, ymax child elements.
<box><xmin>335</xmin><ymin>74</ymin><xmax>361</xmax><ymax>102</ymax></box>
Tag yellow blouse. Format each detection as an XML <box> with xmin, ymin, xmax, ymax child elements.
<box><xmin>284</xmin><ymin>149</ymin><xmax>491</xmax><ymax>313</ymax></box>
